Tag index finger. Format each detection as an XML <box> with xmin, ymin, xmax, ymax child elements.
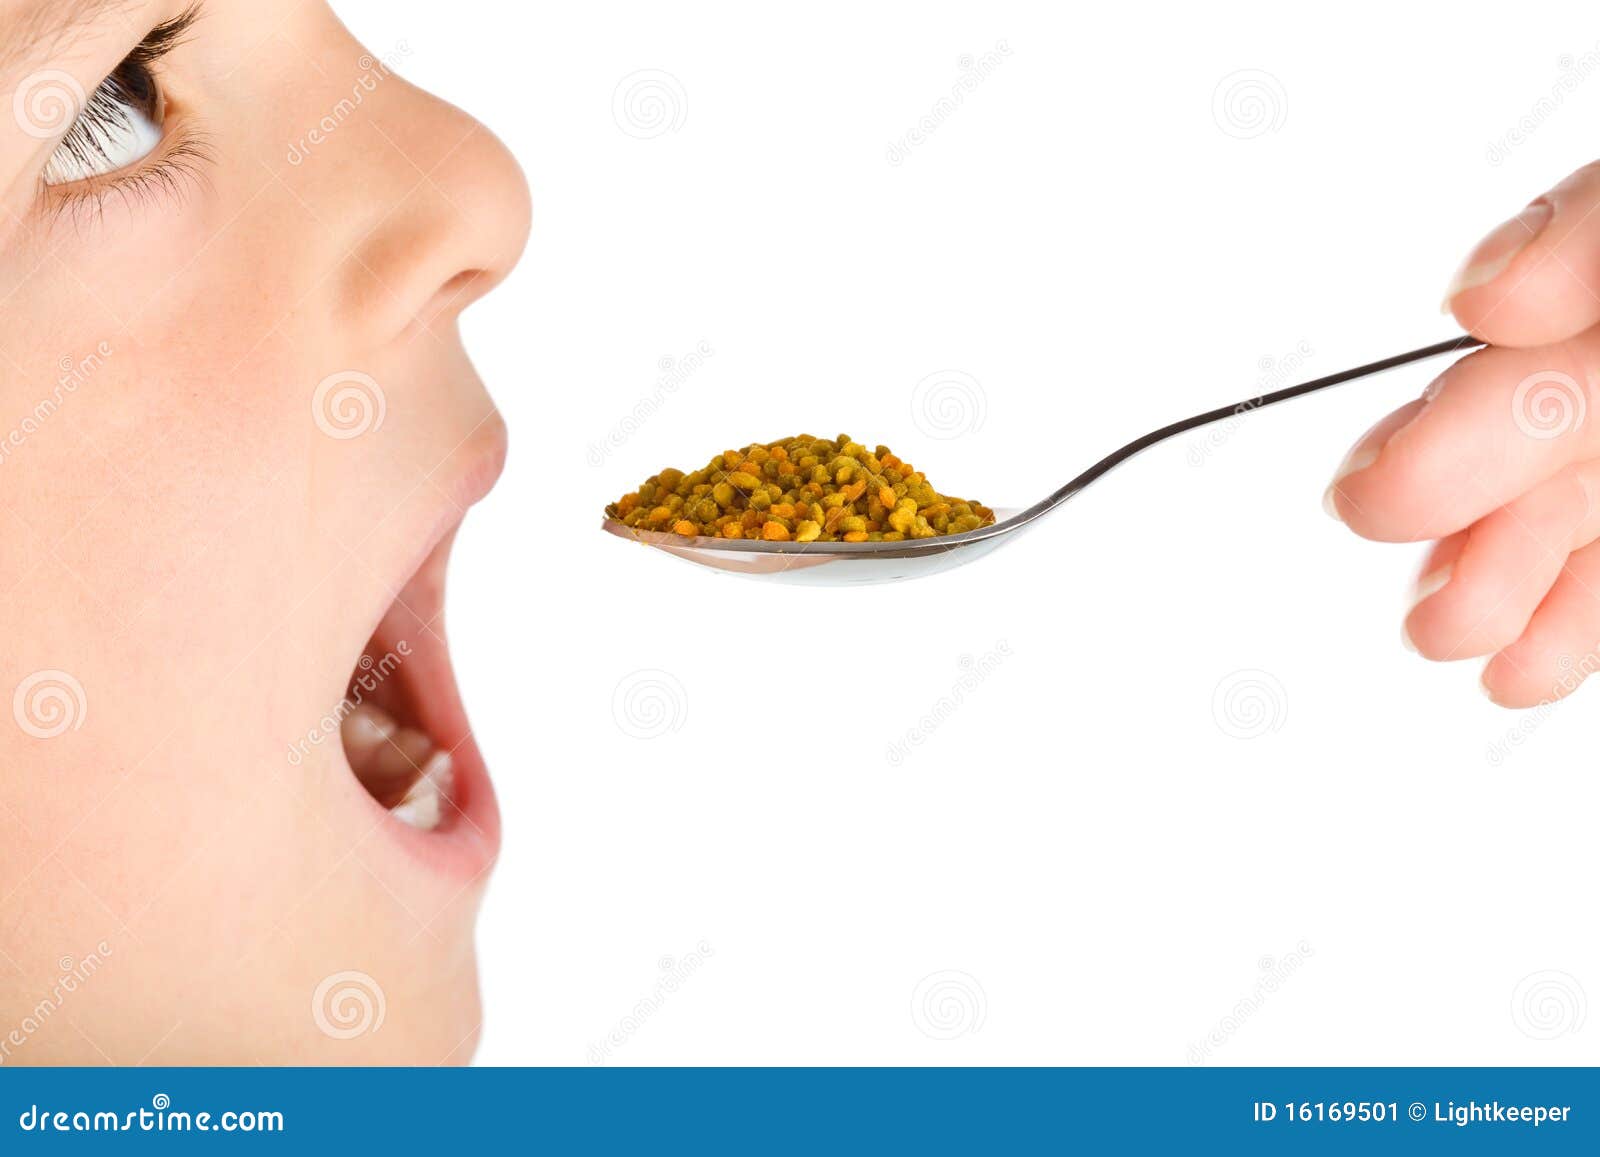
<box><xmin>1326</xmin><ymin>335</ymin><xmax>1600</xmax><ymax>542</ymax></box>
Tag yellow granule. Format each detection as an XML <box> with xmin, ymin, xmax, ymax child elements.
<box><xmin>606</xmin><ymin>434</ymin><xmax>994</xmax><ymax>542</ymax></box>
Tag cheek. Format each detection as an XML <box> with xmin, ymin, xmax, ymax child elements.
<box><xmin>35</xmin><ymin>350</ymin><xmax>307</xmax><ymax>616</ymax></box>
<box><xmin>0</xmin><ymin>328</ymin><xmax>347</xmax><ymax>781</ymax></box>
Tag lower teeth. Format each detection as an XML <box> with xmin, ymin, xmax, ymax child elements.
<box><xmin>391</xmin><ymin>751</ymin><xmax>452</xmax><ymax>830</ymax></box>
<box><xmin>340</xmin><ymin>703</ymin><xmax>453</xmax><ymax>831</ymax></box>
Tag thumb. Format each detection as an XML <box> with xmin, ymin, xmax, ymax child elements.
<box><xmin>1444</xmin><ymin>162</ymin><xmax>1600</xmax><ymax>348</ymax></box>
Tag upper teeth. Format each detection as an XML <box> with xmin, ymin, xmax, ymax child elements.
<box><xmin>340</xmin><ymin>703</ymin><xmax>453</xmax><ymax>831</ymax></box>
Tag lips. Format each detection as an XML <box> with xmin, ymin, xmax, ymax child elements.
<box><xmin>332</xmin><ymin>428</ymin><xmax>506</xmax><ymax>878</ymax></box>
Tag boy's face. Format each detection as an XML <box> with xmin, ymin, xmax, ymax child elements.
<box><xmin>0</xmin><ymin>0</ymin><xmax>530</xmax><ymax>1062</ymax></box>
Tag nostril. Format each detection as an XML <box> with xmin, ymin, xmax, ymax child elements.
<box><xmin>440</xmin><ymin>268</ymin><xmax>492</xmax><ymax>307</ymax></box>
<box><xmin>418</xmin><ymin>268</ymin><xmax>494</xmax><ymax>331</ymax></box>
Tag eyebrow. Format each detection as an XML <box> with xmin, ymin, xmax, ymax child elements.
<box><xmin>0</xmin><ymin>0</ymin><xmax>145</xmax><ymax>81</ymax></box>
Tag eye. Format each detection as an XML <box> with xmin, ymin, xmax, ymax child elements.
<box><xmin>41</xmin><ymin>62</ymin><xmax>165</xmax><ymax>186</ymax></box>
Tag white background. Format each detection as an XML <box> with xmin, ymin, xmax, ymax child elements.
<box><xmin>338</xmin><ymin>0</ymin><xmax>1597</xmax><ymax>1064</ymax></box>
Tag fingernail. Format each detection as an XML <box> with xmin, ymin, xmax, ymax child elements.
<box><xmin>1442</xmin><ymin>198</ymin><xmax>1554</xmax><ymax>309</ymax></box>
<box><xmin>1401</xmin><ymin>563</ymin><xmax>1452</xmax><ymax>653</ymax></box>
<box><xmin>1322</xmin><ymin>445</ymin><xmax>1380</xmax><ymax>519</ymax></box>
<box><xmin>1479</xmin><ymin>667</ymin><xmax>1500</xmax><ymax>703</ymax></box>
<box><xmin>1410</xmin><ymin>563</ymin><xmax>1453</xmax><ymax>608</ymax></box>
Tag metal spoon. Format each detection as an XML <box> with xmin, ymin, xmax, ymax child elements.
<box><xmin>601</xmin><ymin>335</ymin><xmax>1485</xmax><ymax>586</ymax></box>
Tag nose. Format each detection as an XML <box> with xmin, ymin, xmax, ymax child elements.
<box><xmin>313</xmin><ymin>53</ymin><xmax>532</xmax><ymax>342</ymax></box>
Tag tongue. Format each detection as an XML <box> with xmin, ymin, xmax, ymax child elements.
<box><xmin>340</xmin><ymin>704</ymin><xmax>453</xmax><ymax>830</ymax></box>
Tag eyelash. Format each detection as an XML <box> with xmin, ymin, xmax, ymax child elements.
<box><xmin>41</xmin><ymin>6</ymin><xmax>210</xmax><ymax>221</ymax></box>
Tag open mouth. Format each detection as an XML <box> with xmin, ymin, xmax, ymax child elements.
<box><xmin>338</xmin><ymin>524</ymin><xmax>487</xmax><ymax>838</ymax></box>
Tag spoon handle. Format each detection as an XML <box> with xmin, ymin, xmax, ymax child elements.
<box><xmin>1027</xmin><ymin>334</ymin><xmax>1487</xmax><ymax>518</ymax></box>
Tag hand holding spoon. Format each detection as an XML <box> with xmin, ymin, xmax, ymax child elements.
<box><xmin>601</xmin><ymin>336</ymin><xmax>1484</xmax><ymax>586</ymax></box>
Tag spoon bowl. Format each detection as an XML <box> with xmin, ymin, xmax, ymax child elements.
<box><xmin>601</xmin><ymin>336</ymin><xmax>1484</xmax><ymax>586</ymax></box>
<box><xmin>600</xmin><ymin>507</ymin><xmax>1024</xmax><ymax>585</ymax></box>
